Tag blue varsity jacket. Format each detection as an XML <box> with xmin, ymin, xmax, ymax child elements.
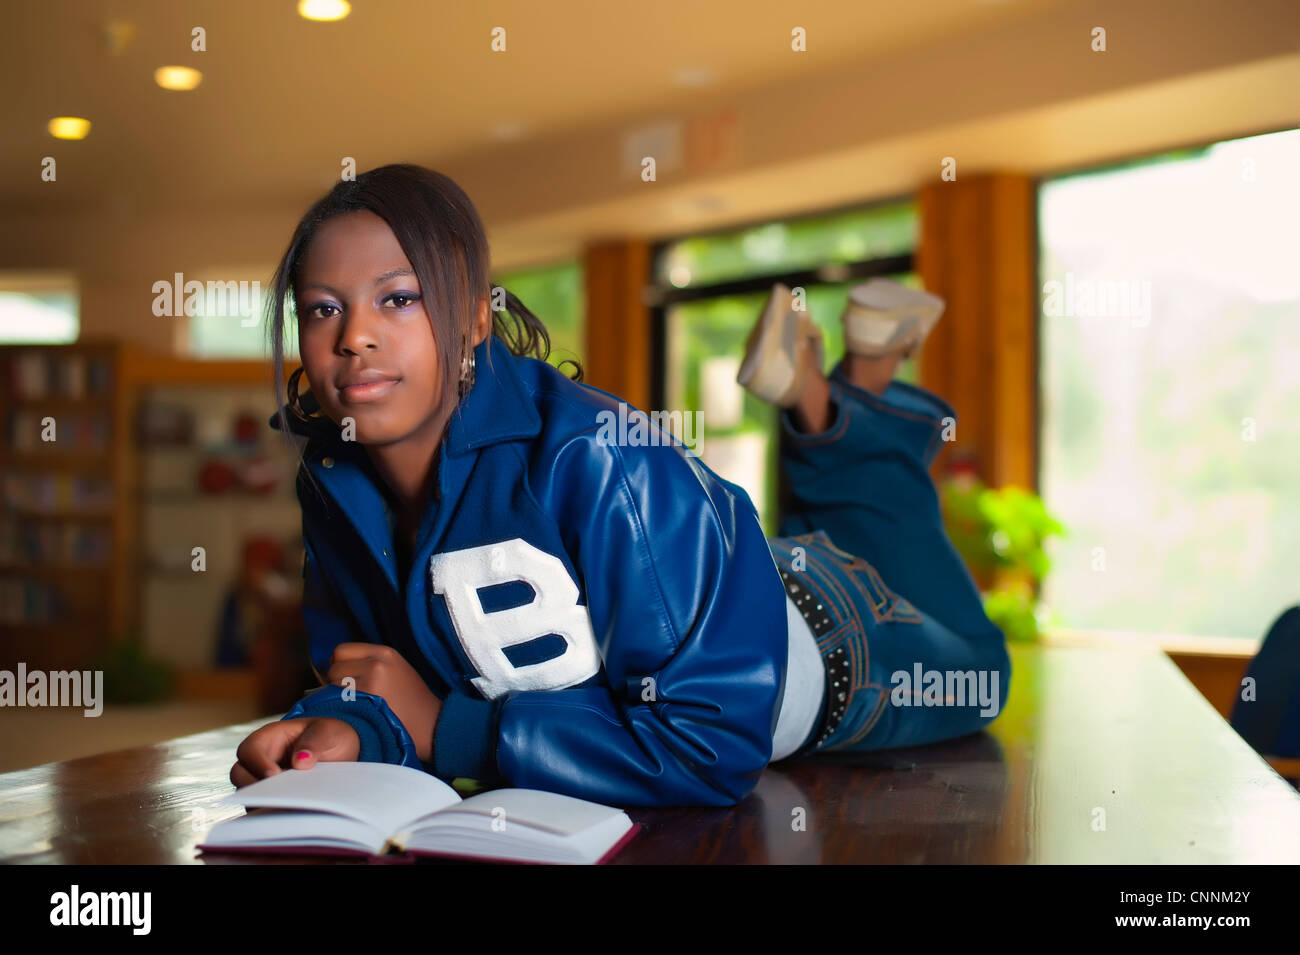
<box><xmin>270</xmin><ymin>332</ymin><xmax>790</xmax><ymax>807</ymax></box>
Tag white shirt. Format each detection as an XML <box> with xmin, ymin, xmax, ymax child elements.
<box><xmin>769</xmin><ymin>593</ymin><xmax>827</xmax><ymax>760</ymax></box>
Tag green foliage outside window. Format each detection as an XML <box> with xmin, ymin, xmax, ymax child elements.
<box><xmin>1039</xmin><ymin>127</ymin><xmax>1300</xmax><ymax>639</ymax></box>
<box><xmin>657</xmin><ymin>200</ymin><xmax>916</xmax><ymax>288</ymax></box>
<box><xmin>492</xmin><ymin>261</ymin><xmax>584</xmax><ymax>374</ymax></box>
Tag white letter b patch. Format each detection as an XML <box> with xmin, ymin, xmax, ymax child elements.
<box><xmin>428</xmin><ymin>539</ymin><xmax>601</xmax><ymax>699</ymax></box>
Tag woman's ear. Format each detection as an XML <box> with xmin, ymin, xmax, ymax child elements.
<box><xmin>473</xmin><ymin>296</ymin><xmax>491</xmax><ymax>346</ymax></box>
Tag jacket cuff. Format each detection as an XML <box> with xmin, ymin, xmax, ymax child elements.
<box><xmin>433</xmin><ymin>692</ymin><xmax>503</xmax><ymax>783</ymax></box>
<box><xmin>282</xmin><ymin>685</ymin><xmax>421</xmax><ymax>767</ymax></box>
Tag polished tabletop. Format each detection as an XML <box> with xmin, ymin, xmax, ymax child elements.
<box><xmin>2</xmin><ymin>643</ymin><xmax>1298</xmax><ymax>864</ymax></box>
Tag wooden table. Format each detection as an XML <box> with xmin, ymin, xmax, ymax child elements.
<box><xmin>2</xmin><ymin>643</ymin><xmax>1299</xmax><ymax>864</ymax></box>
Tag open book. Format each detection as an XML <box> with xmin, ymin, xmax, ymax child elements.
<box><xmin>197</xmin><ymin>761</ymin><xmax>641</xmax><ymax>865</ymax></box>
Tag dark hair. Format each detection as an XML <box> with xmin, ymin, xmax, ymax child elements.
<box><xmin>265</xmin><ymin>163</ymin><xmax>582</xmax><ymax>452</ymax></box>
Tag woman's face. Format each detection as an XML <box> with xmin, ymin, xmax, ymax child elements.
<box><xmin>294</xmin><ymin>210</ymin><xmax>443</xmax><ymax>448</ymax></box>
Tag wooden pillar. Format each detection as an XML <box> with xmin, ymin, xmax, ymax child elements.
<box><xmin>582</xmin><ymin>240</ymin><xmax>652</xmax><ymax>413</ymax></box>
<box><xmin>918</xmin><ymin>173</ymin><xmax>1038</xmax><ymax>491</ymax></box>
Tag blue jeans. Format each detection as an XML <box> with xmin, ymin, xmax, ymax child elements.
<box><xmin>766</xmin><ymin>359</ymin><xmax>1012</xmax><ymax>755</ymax></box>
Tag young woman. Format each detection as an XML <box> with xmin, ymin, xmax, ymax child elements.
<box><xmin>229</xmin><ymin>163</ymin><xmax>1011</xmax><ymax>807</ymax></box>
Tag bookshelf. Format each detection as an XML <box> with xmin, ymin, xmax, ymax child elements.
<box><xmin>123</xmin><ymin>353</ymin><xmax>303</xmax><ymax>671</ymax></box>
<box><xmin>1</xmin><ymin>342</ymin><xmax>303</xmax><ymax>674</ymax></box>
<box><xmin>1</xmin><ymin>340</ymin><xmax>130</xmax><ymax>669</ymax></box>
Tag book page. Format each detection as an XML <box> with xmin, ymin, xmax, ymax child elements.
<box><xmin>203</xmin><ymin>808</ymin><xmax>389</xmax><ymax>856</ymax></box>
<box><xmin>222</xmin><ymin>762</ymin><xmax>462</xmax><ymax>835</ymax></box>
<box><xmin>438</xmin><ymin>789</ymin><xmax>627</xmax><ymax>837</ymax></box>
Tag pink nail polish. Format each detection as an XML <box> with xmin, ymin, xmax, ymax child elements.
<box><xmin>295</xmin><ymin>750</ymin><xmax>310</xmax><ymax>762</ymax></box>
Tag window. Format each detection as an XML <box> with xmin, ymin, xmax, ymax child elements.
<box><xmin>492</xmin><ymin>260</ymin><xmax>584</xmax><ymax>373</ymax></box>
<box><xmin>1039</xmin><ymin>127</ymin><xmax>1300</xmax><ymax>640</ymax></box>
<box><xmin>654</xmin><ymin>200</ymin><xmax>920</xmax><ymax>533</ymax></box>
<box><xmin>0</xmin><ymin>273</ymin><xmax>79</xmax><ymax>344</ymax></box>
<box><xmin>657</xmin><ymin>200</ymin><xmax>917</xmax><ymax>289</ymax></box>
<box><xmin>181</xmin><ymin>268</ymin><xmax>294</xmax><ymax>360</ymax></box>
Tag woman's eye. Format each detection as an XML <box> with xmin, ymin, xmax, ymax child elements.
<box><xmin>387</xmin><ymin>293</ymin><xmax>420</xmax><ymax>309</ymax></box>
<box><xmin>307</xmin><ymin>303</ymin><xmax>338</xmax><ymax>319</ymax></box>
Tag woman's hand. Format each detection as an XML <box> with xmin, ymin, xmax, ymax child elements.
<box><xmin>326</xmin><ymin>643</ymin><xmax>443</xmax><ymax>763</ymax></box>
<box><xmin>230</xmin><ymin>717</ymin><xmax>360</xmax><ymax>788</ymax></box>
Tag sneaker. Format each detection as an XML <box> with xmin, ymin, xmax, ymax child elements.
<box><xmin>841</xmin><ymin>278</ymin><xmax>945</xmax><ymax>358</ymax></box>
<box><xmin>737</xmin><ymin>283</ymin><xmax>825</xmax><ymax>408</ymax></box>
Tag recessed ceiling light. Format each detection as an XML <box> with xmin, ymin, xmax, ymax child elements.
<box><xmin>48</xmin><ymin>117</ymin><xmax>91</xmax><ymax>140</ymax></box>
<box><xmin>155</xmin><ymin>66</ymin><xmax>202</xmax><ymax>91</ymax></box>
<box><xmin>299</xmin><ymin>0</ymin><xmax>351</xmax><ymax>21</ymax></box>
<box><xmin>492</xmin><ymin>121</ymin><xmax>527</xmax><ymax>141</ymax></box>
<box><xmin>674</xmin><ymin>67</ymin><xmax>715</xmax><ymax>88</ymax></box>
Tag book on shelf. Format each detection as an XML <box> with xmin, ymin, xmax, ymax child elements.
<box><xmin>58</xmin><ymin>355</ymin><xmax>86</xmax><ymax>399</ymax></box>
<box><xmin>0</xmin><ymin>578</ymin><xmax>69</xmax><ymax>625</ymax></box>
<box><xmin>5</xmin><ymin>351</ymin><xmax>112</xmax><ymax>401</ymax></box>
<box><xmin>198</xmin><ymin>761</ymin><xmax>641</xmax><ymax>865</ymax></box>
<box><xmin>0</xmin><ymin>518</ymin><xmax>111</xmax><ymax>564</ymax></box>
<box><xmin>7</xmin><ymin>410</ymin><xmax>110</xmax><ymax>452</ymax></box>
<box><xmin>2</xmin><ymin>472</ymin><xmax>113</xmax><ymax>512</ymax></box>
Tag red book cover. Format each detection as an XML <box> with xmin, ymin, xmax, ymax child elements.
<box><xmin>196</xmin><ymin>822</ymin><xmax>642</xmax><ymax>865</ymax></box>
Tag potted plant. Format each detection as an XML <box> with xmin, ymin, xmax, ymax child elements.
<box><xmin>87</xmin><ymin>640</ymin><xmax>176</xmax><ymax>704</ymax></box>
<box><xmin>939</xmin><ymin>462</ymin><xmax>1066</xmax><ymax>643</ymax></box>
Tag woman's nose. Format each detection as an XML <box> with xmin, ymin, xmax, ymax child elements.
<box><xmin>337</xmin><ymin>306</ymin><xmax>381</xmax><ymax>354</ymax></box>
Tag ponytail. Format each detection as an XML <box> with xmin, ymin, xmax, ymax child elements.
<box><xmin>491</xmin><ymin>286</ymin><xmax>584</xmax><ymax>383</ymax></box>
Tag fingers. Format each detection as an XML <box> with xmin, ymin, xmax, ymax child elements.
<box><xmin>324</xmin><ymin>659</ymin><xmax>367</xmax><ymax>687</ymax></box>
<box><xmin>326</xmin><ymin>643</ymin><xmax>389</xmax><ymax>691</ymax></box>
<box><xmin>290</xmin><ymin>718</ymin><xmax>360</xmax><ymax>769</ymax></box>
<box><xmin>230</xmin><ymin>718</ymin><xmax>360</xmax><ymax>790</ymax></box>
<box><xmin>329</xmin><ymin>642</ymin><xmax>387</xmax><ymax>662</ymax></box>
<box><xmin>326</xmin><ymin>644</ymin><xmax>409</xmax><ymax>698</ymax></box>
<box><xmin>230</xmin><ymin>761</ymin><xmax>258</xmax><ymax>789</ymax></box>
<box><xmin>233</xmin><ymin>719</ymin><xmax>301</xmax><ymax>780</ymax></box>
<box><xmin>231</xmin><ymin>755</ymin><xmax>278</xmax><ymax>788</ymax></box>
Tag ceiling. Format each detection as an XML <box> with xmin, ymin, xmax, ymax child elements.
<box><xmin>1</xmin><ymin>0</ymin><xmax>1295</xmax><ymax>294</ymax></box>
<box><xmin>0</xmin><ymin>0</ymin><xmax>1065</xmax><ymax>214</ymax></box>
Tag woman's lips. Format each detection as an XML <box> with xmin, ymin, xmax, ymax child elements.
<box><xmin>338</xmin><ymin>378</ymin><xmax>400</xmax><ymax>402</ymax></box>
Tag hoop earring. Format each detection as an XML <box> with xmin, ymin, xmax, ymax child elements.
<box><xmin>286</xmin><ymin>366</ymin><xmax>323</xmax><ymax>422</ymax></box>
<box><xmin>458</xmin><ymin>350</ymin><xmax>476</xmax><ymax>399</ymax></box>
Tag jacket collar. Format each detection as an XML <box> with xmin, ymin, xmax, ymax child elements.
<box><xmin>267</xmin><ymin>334</ymin><xmax>544</xmax><ymax>594</ymax></box>
<box><xmin>445</xmin><ymin>332</ymin><xmax>544</xmax><ymax>456</ymax></box>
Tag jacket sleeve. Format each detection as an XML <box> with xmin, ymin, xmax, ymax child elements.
<box><xmin>280</xmin><ymin>532</ymin><xmax>423</xmax><ymax>769</ymax></box>
<box><xmin>433</xmin><ymin>422</ymin><xmax>791</xmax><ymax>807</ymax></box>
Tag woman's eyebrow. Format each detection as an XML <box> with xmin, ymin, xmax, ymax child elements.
<box><xmin>302</xmin><ymin>268</ymin><xmax>416</xmax><ymax>295</ymax></box>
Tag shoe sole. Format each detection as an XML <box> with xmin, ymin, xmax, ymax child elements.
<box><xmin>737</xmin><ymin>283</ymin><xmax>803</xmax><ymax>405</ymax></box>
<box><xmin>842</xmin><ymin>280</ymin><xmax>945</xmax><ymax>357</ymax></box>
